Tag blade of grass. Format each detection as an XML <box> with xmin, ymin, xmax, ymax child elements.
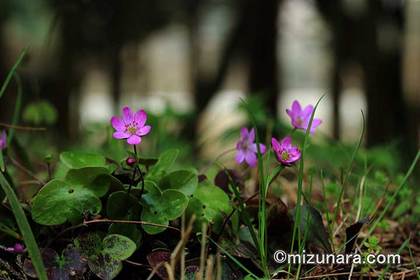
<box><xmin>0</xmin><ymin>172</ymin><xmax>47</xmax><ymax>280</ymax></box>
<box><xmin>0</xmin><ymin>147</ymin><xmax>4</xmax><ymax>172</ymax></box>
<box><xmin>333</xmin><ymin>110</ymin><xmax>365</xmax><ymax>226</ymax></box>
<box><xmin>7</xmin><ymin>73</ymin><xmax>23</xmax><ymax>144</ymax></box>
<box><xmin>408</xmin><ymin>242</ymin><xmax>420</xmax><ymax>280</ymax></box>
<box><xmin>319</xmin><ymin>170</ymin><xmax>334</xmax><ymax>252</ymax></box>
<box><xmin>0</xmin><ymin>48</ymin><xmax>27</xmax><ymax>99</ymax></box>
<box><xmin>288</xmin><ymin>95</ymin><xmax>324</xmax><ymax>280</ymax></box>
<box><xmin>0</xmin><ymin>49</ymin><xmax>27</xmax><ymax>172</ymax></box>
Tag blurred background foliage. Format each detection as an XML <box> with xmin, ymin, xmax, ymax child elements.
<box><xmin>0</xmin><ymin>0</ymin><xmax>418</xmax><ymax>171</ymax></box>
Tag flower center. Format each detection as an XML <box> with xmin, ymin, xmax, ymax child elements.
<box><xmin>296</xmin><ymin>117</ymin><xmax>303</xmax><ymax>126</ymax></box>
<box><xmin>126</xmin><ymin>124</ymin><xmax>138</xmax><ymax>135</ymax></box>
<box><xmin>281</xmin><ymin>151</ymin><xmax>289</xmax><ymax>161</ymax></box>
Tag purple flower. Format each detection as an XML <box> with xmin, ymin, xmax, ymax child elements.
<box><xmin>0</xmin><ymin>130</ymin><xmax>6</xmax><ymax>150</ymax></box>
<box><xmin>111</xmin><ymin>106</ymin><xmax>151</xmax><ymax>145</ymax></box>
<box><xmin>6</xmin><ymin>243</ymin><xmax>25</xmax><ymax>253</ymax></box>
<box><xmin>286</xmin><ymin>100</ymin><xmax>322</xmax><ymax>134</ymax></box>
<box><xmin>271</xmin><ymin>136</ymin><xmax>301</xmax><ymax>166</ymax></box>
<box><xmin>235</xmin><ymin>128</ymin><xmax>266</xmax><ymax>168</ymax></box>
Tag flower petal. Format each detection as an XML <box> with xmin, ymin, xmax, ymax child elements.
<box><xmin>248</xmin><ymin>128</ymin><xmax>255</xmax><ymax>142</ymax></box>
<box><xmin>113</xmin><ymin>131</ymin><xmax>130</xmax><ymax>139</ymax></box>
<box><xmin>122</xmin><ymin>106</ymin><xmax>133</xmax><ymax>124</ymax></box>
<box><xmin>111</xmin><ymin>116</ymin><xmax>125</xmax><ymax>131</ymax></box>
<box><xmin>288</xmin><ymin>148</ymin><xmax>301</xmax><ymax>162</ymax></box>
<box><xmin>137</xmin><ymin>125</ymin><xmax>151</xmax><ymax>136</ymax></box>
<box><xmin>291</xmin><ymin>100</ymin><xmax>301</xmax><ymax>113</ymax></box>
<box><xmin>240</xmin><ymin>127</ymin><xmax>249</xmax><ymax>139</ymax></box>
<box><xmin>302</xmin><ymin>105</ymin><xmax>314</xmax><ymax>120</ymax></box>
<box><xmin>309</xmin><ymin>118</ymin><xmax>322</xmax><ymax>134</ymax></box>
<box><xmin>271</xmin><ymin>137</ymin><xmax>281</xmax><ymax>151</ymax></box>
<box><xmin>245</xmin><ymin>151</ymin><xmax>257</xmax><ymax>167</ymax></box>
<box><xmin>286</xmin><ymin>108</ymin><xmax>295</xmax><ymax>119</ymax></box>
<box><xmin>280</xmin><ymin>136</ymin><xmax>292</xmax><ymax>146</ymax></box>
<box><xmin>127</xmin><ymin>135</ymin><xmax>141</xmax><ymax>145</ymax></box>
<box><xmin>235</xmin><ymin>150</ymin><xmax>246</xmax><ymax>164</ymax></box>
<box><xmin>134</xmin><ymin>109</ymin><xmax>147</xmax><ymax>127</ymax></box>
<box><xmin>259</xmin><ymin>143</ymin><xmax>266</xmax><ymax>154</ymax></box>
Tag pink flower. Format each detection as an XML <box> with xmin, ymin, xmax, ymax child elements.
<box><xmin>236</xmin><ymin>128</ymin><xmax>266</xmax><ymax>168</ymax></box>
<box><xmin>286</xmin><ymin>100</ymin><xmax>322</xmax><ymax>134</ymax></box>
<box><xmin>6</xmin><ymin>243</ymin><xmax>25</xmax><ymax>253</ymax></box>
<box><xmin>111</xmin><ymin>106</ymin><xmax>151</xmax><ymax>145</ymax></box>
<box><xmin>0</xmin><ymin>130</ymin><xmax>6</xmax><ymax>150</ymax></box>
<box><xmin>271</xmin><ymin>136</ymin><xmax>301</xmax><ymax>166</ymax></box>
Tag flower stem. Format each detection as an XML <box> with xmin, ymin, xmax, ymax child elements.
<box><xmin>127</xmin><ymin>167</ymin><xmax>136</xmax><ymax>195</ymax></box>
<box><xmin>127</xmin><ymin>145</ymin><xmax>138</xmax><ymax>195</ymax></box>
<box><xmin>138</xmin><ymin>166</ymin><xmax>145</xmax><ymax>198</ymax></box>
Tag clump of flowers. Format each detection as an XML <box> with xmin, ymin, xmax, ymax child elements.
<box><xmin>0</xmin><ymin>130</ymin><xmax>6</xmax><ymax>150</ymax></box>
<box><xmin>235</xmin><ymin>128</ymin><xmax>266</xmax><ymax>168</ymax></box>
<box><xmin>111</xmin><ymin>106</ymin><xmax>151</xmax><ymax>145</ymax></box>
<box><xmin>271</xmin><ymin>136</ymin><xmax>301</xmax><ymax>166</ymax></box>
<box><xmin>286</xmin><ymin>100</ymin><xmax>322</xmax><ymax>134</ymax></box>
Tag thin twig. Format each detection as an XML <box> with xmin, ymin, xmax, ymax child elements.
<box><xmin>124</xmin><ymin>259</ymin><xmax>147</xmax><ymax>267</ymax></box>
<box><xmin>0</xmin><ymin>122</ymin><xmax>46</xmax><ymax>131</ymax></box>
<box><xmin>170</xmin><ymin>215</ymin><xmax>195</xmax><ymax>273</ymax></box>
<box><xmin>83</xmin><ymin>218</ymin><xmax>180</xmax><ymax>232</ymax></box>
<box><xmin>8</xmin><ymin>156</ymin><xmax>44</xmax><ymax>185</ymax></box>
<box><xmin>146</xmin><ymin>261</ymin><xmax>165</xmax><ymax>280</ymax></box>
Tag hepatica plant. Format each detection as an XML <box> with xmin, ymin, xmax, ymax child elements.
<box><xmin>19</xmin><ymin>105</ymin><xmax>233</xmax><ymax>279</ymax></box>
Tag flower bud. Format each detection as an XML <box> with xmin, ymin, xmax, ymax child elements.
<box><xmin>126</xmin><ymin>157</ymin><xmax>137</xmax><ymax>166</ymax></box>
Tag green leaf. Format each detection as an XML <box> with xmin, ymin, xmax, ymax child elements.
<box><xmin>0</xmin><ymin>171</ymin><xmax>48</xmax><ymax>280</ymax></box>
<box><xmin>75</xmin><ymin>232</ymin><xmax>103</xmax><ymax>257</ymax></box>
<box><xmin>88</xmin><ymin>254</ymin><xmax>122</xmax><ymax>280</ymax></box>
<box><xmin>75</xmin><ymin>232</ymin><xmax>136</xmax><ymax>280</ymax></box>
<box><xmin>186</xmin><ymin>180</ymin><xmax>232</xmax><ymax>231</ymax></box>
<box><xmin>108</xmin><ymin>224</ymin><xmax>142</xmax><ymax>248</ymax></box>
<box><xmin>145</xmin><ymin>149</ymin><xmax>179</xmax><ymax>180</ymax></box>
<box><xmin>159</xmin><ymin>169</ymin><xmax>198</xmax><ymax>196</ymax></box>
<box><xmin>141</xmin><ymin>182</ymin><xmax>188</xmax><ymax>234</ymax></box>
<box><xmin>102</xmin><ymin>234</ymin><xmax>136</xmax><ymax>261</ymax></box>
<box><xmin>65</xmin><ymin>167</ymin><xmax>111</xmax><ymax>197</ymax></box>
<box><xmin>60</xmin><ymin>151</ymin><xmax>107</xmax><ymax>169</ymax></box>
<box><xmin>31</xmin><ymin>180</ymin><xmax>102</xmax><ymax>225</ymax></box>
<box><xmin>106</xmin><ymin>191</ymin><xmax>140</xmax><ymax>220</ymax></box>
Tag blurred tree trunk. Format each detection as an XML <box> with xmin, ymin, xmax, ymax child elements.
<box><xmin>110</xmin><ymin>44</ymin><xmax>123</xmax><ymax>113</ymax></box>
<box><xmin>247</xmin><ymin>0</ymin><xmax>281</xmax><ymax>118</ymax></box>
<box><xmin>187</xmin><ymin>0</ymin><xmax>282</xmax><ymax>153</ymax></box>
<box><xmin>315</xmin><ymin>0</ymin><xmax>345</xmax><ymax>140</ymax></box>
<box><xmin>361</xmin><ymin>1</ymin><xmax>416</xmax><ymax>159</ymax></box>
<box><xmin>186</xmin><ymin>0</ymin><xmax>244</xmax><ymax>151</ymax></box>
<box><xmin>42</xmin><ymin>11</ymin><xmax>82</xmax><ymax>142</ymax></box>
<box><xmin>0</xmin><ymin>21</ymin><xmax>17</xmax><ymax>124</ymax></box>
<box><xmin>316</xmin><ymin>0</ymin><xmax>416</xmax><ymax>159</ymax></box>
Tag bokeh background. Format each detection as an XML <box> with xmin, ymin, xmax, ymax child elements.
<box><xmin>0</xmin><ymin>0</ymin><xmax>418</xmax><ymax>163</ymax></box>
